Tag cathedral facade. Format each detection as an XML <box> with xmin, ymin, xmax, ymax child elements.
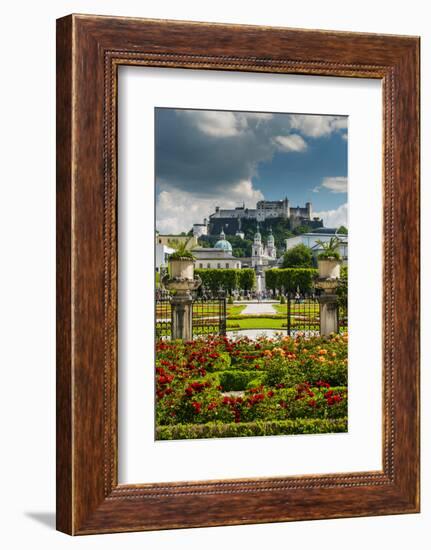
<box><xmin>251</xmin><ymin>225</ymin><xmax>277</xmax><ymax>268</ymax></box>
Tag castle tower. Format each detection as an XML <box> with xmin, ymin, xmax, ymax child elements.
<box><xmin>235</xmin><ymin>217</ymin><xmax>245</xmax><ymax>240</ymax></box>
<box><xmin>283</xmin><ymin>197</ymin><xmax>290</xmax><ymax>219</ymax></box>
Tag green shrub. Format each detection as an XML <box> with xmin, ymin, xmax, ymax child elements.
<box><xmin>194</xmin><ymin>268</ymin><xmax>256</xmax><ymax>293</ymax></box>
<box><xmin>156</xmin><ymin>418</ymin><xmax>348</xmax><ymax>440</ymax></box>
<box><xmin>280</xmin><ymin>295</ymin><xmax>286</xmax><ymax>304</ymax></box>
<box><xmin>217</xmin><ymin>370</ymin><xmax>263</xmax><ymax>391</ymax></box>
<box><xmin>265</xmin><ymin>268</ymin><xmax>317</xmax><ymax>293</ymax></box>
<box><xmin>282</xmin><ymin>244</ymin><xmax>313</xmax><ymax>268</ymax></box>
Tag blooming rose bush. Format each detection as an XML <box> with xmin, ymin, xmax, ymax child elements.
<box><xmin>155</xmin><ymin>334</ymin><xmax>348</xmax><ymax>437</ymax></box>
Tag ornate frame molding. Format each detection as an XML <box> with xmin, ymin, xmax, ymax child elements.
<box><xmin>57</xmin><ymin>15</ymin><xmax>419</xmax><ymax>534</ymax></box>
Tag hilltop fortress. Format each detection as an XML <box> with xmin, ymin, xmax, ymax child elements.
<box><xmin>193</xmin><ymin>198</ymin><xmax>322</xmax><ymax>237</ymax></box>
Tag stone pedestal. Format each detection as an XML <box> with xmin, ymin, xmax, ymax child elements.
<box><xmin>162</xmin><ymin>261</ymin><xmax>201</xmax><ymax>341</ymax></box>
<box><xmin>170</xmin><ymin>291</ymin><xmax>194</xmax><ymax>341</ymax></box>
<box><xmin>317</xmin><ymin>293</ymin><xmax>339</xmax><ymax>336</ymax></box>
<box><xmin>315</xmin><ymin>276</ymin><xmax>339</xmax><ymax>337</ymax></box>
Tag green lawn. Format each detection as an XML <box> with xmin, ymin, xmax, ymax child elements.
<box><xmin>227</xmin><ymin>317</ymin><xmax>286</xmax><ymax>330</ymax></box>
<box><xmin>226</xmin><ymin>304</ymin><xmax>246</xmax><ymax>316</ymax></box>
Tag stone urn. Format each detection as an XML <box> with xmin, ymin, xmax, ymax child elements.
<box><xmin>169</xmin><ymin>257</ymin><xmax>195</xmax><ymax>280</ymax></box>
<box><xmin>315</xmin><ymin>257</ymin><xmax>341</xmax><ymax>337</ymax></box>
<box><xmin>317</xmin><ymin>258</ymin><xmax>341</xmax><ymax>279</ymax></box>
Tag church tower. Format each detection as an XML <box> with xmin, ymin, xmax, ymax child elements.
<box><xmin>252</xmin><ymin>224</ymin><xmax>264</xmax><ymax>267</ymax></box>
<box><xmin>266</xmin><ymin>227</ymin><xmax>277</xmax><ymax>259</ymax></box>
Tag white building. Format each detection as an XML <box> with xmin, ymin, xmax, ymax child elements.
<box><xmin>284</xmin><ymin>228</ymin><xmax>348</xmax><ymax>263</ymax></box>
<box><xmin>155</xmin><ymin>234</ymin><xmax>198</xmax><ymax>272</ymax></box>
<box><xmin>193</xmin><ymin>230</ymin><xmax>242</xmax><ymax>269</ymax></box>
<box><xmin>155</xmin><ymin>242</ymin><xmax>175</xmax><ymax>272</ymax></box>
<box><xmin>192</xmin><ymin>218</ymin><xmax>208</xmax><ymax>237</ymax></box>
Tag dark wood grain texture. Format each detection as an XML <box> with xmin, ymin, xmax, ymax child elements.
<box><xmin>56</xmin><ymin>14</ymin><xmax>420</xmax><ymax>535</ymax></box>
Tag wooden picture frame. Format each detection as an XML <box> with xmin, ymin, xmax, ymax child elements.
<box><xmin>56</xmin><ymin>14</ymin><xmax>420</xmax><ymax>535</ymax></box>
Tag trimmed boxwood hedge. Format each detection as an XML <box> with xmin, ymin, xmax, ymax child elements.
<box><xmin>217</xmin><ymin>370</ymin><xmax>264</xmax><ymax>391</ymax></box>
<box><xmin>265</xmin><ymin>268</ymin><xmax>317</xmax><ymax>293</ymax></box>
<box><xmin>195</xmin><ymin>268</ymin><xmax>256</xmax><ymax>292</ymax></box>
<box><xmin>156</xmin><ymin>417</ymin><xmax>348</xmax><ymax>440</ymax></box>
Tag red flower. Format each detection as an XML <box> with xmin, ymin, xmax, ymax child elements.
<box><xmin>308</xmin><ymin>399</ymin><xmax>317</xmax><ymax>407</ymax></box>
<box><xmin>191</xmin><ymin>401</ymin><xmax>201</xmax><ymax>414</ymax></box>
<box><xmin>267</xmin><ymin>390</ymin><xmax>274</xmax><ymax>398</ymax></box>
<box><xmin>327</xmin><ymin>394</ymin><xmax>342</xmax><ymax>405</ymax></box>
<box><xmin>157</xmin><ymin>374</ymin><xmax>174</xmax><ymax>385</ymax></box>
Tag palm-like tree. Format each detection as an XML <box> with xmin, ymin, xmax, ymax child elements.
<box><xmin>316</xmin><ymin>237</ymin><xmax>341</xmax><ymax>260</ymax></box>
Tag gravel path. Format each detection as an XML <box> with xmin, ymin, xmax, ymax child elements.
<box><xmin>240</xmin><ymin>302</ymin><xmax>277</xmax><ymax>315</ymax></box>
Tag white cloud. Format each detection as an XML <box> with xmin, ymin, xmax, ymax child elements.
<box><xmin>332</xmin><ymin>118</ymin><xmax>348</xmax><ymax>130</ymax></box>
<box><xmin>243</xmin><ymin>112</ymin><xmax>274</xmax><ymax>121</ymax></box>
<box><xmin>182</xmin><ymin>110</ymin><xmax>244</xmax><ymax>138</ymax></box>
<box><xmin>156</xmin><ymin>180</ymin><xmax>264</xmax><ymax>234</ymax></box>
<box><xmin>321</xmin><ymin>176</ymin><xmax>348</xmax><ymax>193</ymax></box>
<box><xmin>289</xmin><ymin>115</ymin><xmax>347</xmax><ymax>138</ymax></box>
<box><xmin>314</xmin><ymin>203</ymin><xmax>348</xmax><ymax>228</ymax></box>
<box><xmin>273</xmin><ymin>134</ymin><xmax>307</xmax><ymax>152</ymax></box>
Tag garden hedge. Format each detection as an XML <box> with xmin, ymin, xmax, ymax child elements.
<box><xmin>265</xmin><ymin>268</ymin><xmax>317</xmax><ymax>293</ymax></box>
<box><xmin>195</xmin><ymin>268</ymin><xmax>256</xmax><ymax>293</ymax></box>
<box><xmin>156</xmin><ymin>417</ymin><xmax>348</xmax><ymax>440</ymax></box>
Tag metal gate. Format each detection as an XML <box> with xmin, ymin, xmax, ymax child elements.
<box><xmin>155</xmin><ymin>290</ymin><xmax>226</xmax><ymax>340</ymax></box>
<box><xmin>155</xmin><ymin>289</ymin><xmax>171</xmax><ymax>339</ymax></box>
<box><xmin>285</xmin><ymin>291</ymin><xmax>320</xmax><ymax>336</ymax></box>
<box><xmin>192</xmin><ymin>294</ymin><xmax>226</xmax><ymax>337</ymax></box>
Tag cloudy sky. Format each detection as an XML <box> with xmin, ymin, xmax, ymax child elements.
<box><xmin>155</xmin><ymin>108</ymin><xmax>348</xmax><ymax>234</ymax></box>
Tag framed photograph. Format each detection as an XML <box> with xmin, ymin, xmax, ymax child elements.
<box><xmin>56</xmin><ymin>14</ymin><xmax>420</xmax><ymax>534</ymax></box>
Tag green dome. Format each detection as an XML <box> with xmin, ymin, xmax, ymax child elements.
<box><xmin>214</xmin><ymin>230</ymin><xmax>232</xmax><ymax>252</ymax></box>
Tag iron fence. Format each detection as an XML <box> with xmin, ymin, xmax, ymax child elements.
<box><xmin>155</xmin><ymin>288</ymin><xmax>227</xmax><ymax>340</ymax></box>
<box><xmin>192</xmin><ymin>295</ymin><xmax>226</xmax><ymax>337</ymax></box>
<box><xmin>155</xmin><ymin>289</ymin><xmax>171</xmax><ymax>339</ymax></box>
<box><xmin>285</xmin><ymin>291</ymin><xmax>320</xmax><ymax>336</ymax></box>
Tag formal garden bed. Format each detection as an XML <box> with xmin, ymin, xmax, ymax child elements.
<box><xmin>155</xmin><ymin>333</ymin><xmax>348</xmax><ymax>440</ymax></box>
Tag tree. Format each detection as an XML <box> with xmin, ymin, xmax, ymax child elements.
<box><xmin>337</xmin><ymin>225</ymin><xmax>348</xmax><ymax>235</ymax></box>
<box><xmin>282</xmin><ymin>244</ymin><xmax>313</xmax><ymax>268</ymax></box>
<box><xmin>292</xmin><ymin>224</ymin><xmax>311</xmax><ymax>235</ymax></box>
<box><xmin>265</xmin><ymin>268</ymin><xmax>317</xmax><ymax>293</ymax></box>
